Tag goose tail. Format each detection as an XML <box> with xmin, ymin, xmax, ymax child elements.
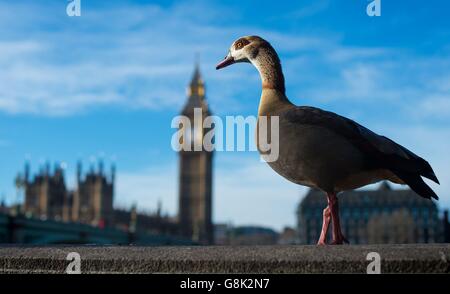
<box><xmin>392</xmin><ymin>169</ymin><xmax>439</xmax><ymax>200</ymax></box>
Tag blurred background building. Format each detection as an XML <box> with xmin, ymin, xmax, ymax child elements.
<box><xmin>297</xmin><ymin>182</ymin><xmax>447</xmax><ymax>244</ymax></box>
<box><xmin>18</xmin><ymin>162</ymin><xmax>66</xmax><ymax>222</ymax></box>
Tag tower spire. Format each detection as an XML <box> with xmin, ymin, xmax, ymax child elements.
<box><xmin>188</xmin><ymin>58</ymin><xmax>205</xmax><ymax>98</ymax></box>
<box><xmin>182</xmin><ymin>59</ymin><xmax>209</xmax><ymax>116</ymax></box>
<box><xmin>195</xmin><ymin>52</ymin><xmax>200</xmax><ymax>68</ymax></box>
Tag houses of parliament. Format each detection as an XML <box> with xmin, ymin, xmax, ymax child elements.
<box><xmin>13</xmin><ymin>64</ymin><xmax>214</xmax><ymax>244</ymax></box>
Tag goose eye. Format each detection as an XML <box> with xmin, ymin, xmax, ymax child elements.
<box><xmin>235</xmin><ymin>41</ymin><xmax>244</xmax><ymax>50</ymax></box>
<box><xmin>234</xmin><ymin>38</ymin><xmax>250</xmax><ymax>50</ymax></box>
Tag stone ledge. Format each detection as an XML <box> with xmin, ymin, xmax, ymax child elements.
<box><xmin>0</xmin><ymin>244</ymin><xmax>449</xmax><ymax>274</ymax></box>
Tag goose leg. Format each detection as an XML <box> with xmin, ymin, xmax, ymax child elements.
<box><xmin>327</xmin><ymin>192</ymin><xmax>348</xmax><ymax>245</ymax></box>
<box><xmin>317</xmin><ymin>206</ymin><xmax>331</xmax><ymax>245</ymax></box>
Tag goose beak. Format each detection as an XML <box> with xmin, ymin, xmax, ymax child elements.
<box><xmin>216</xmin><ymin>55</ymin><xmax>235</xmax><ymax>70</ymax></box>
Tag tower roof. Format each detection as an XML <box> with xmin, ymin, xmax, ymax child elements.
<box><xmin>190</xmin><ymin>64</ymin><xmax>204</xmax><ymax>95</ymax></box>
<box><xmin>182</xmin><ymin>63</ymin><xmax>209</xmax><ymax>115</ymax></box>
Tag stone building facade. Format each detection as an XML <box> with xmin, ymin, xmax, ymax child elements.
<box><xmin>297</xmin><ymin>182</ymin><xmax>441</xmax><ymax>244</ymax></box>
<box><xmin>70</xmin><ymin>161</ymin><xmax>115</xmax><ymax>227</ymax></box>
<box><xmin>20</xmin><ymin>162</ymin><xmax>66</xmax><ymax>221</ymax></box>
<box><xmin>18</xmin><ymin>161</ymin><xmax>115</xmax><ymax>227</ymax></box>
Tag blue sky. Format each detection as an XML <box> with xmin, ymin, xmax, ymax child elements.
<box><xmin>0</xmin><ymin>0</ymin><xmax>449</xmax><ymax>230</ymax></box>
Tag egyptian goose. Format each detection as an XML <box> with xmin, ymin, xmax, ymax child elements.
<box><xmin>216</xmin><ymin>36</ymin><xmax>440</xmax><ymax>245</ymax></box>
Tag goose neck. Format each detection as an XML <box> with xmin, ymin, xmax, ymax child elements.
<box><xmin>251</xmin><ymin>47</ymin><xmax>286</xmax><ymax>94</ymax></box>
<box><xmin>251</xmin><ymin>47</ymin><xmax>291</xmax><ymax>116</ymax></box>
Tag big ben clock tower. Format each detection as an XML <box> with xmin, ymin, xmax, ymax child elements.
<box><xmin>178</xmin><ymin>63</ymin><xmax>214</xmax><ymax>244</ymax></box>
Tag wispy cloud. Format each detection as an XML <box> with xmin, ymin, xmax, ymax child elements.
<box><xmin>2</xmin><ymin>0</ymin><xmax>448</xmax><ymax>120</ymax></box>
<box><xmin>0</xmin><ymin>0</ymin><xmax>448</xmax><ymax>118</ymax></box>
<box><xmin>0</xmin><ymin>1</ymin><xmax>231</xmax><ymax>116</ymax></box>
<box><xmin>414</xmin><ymin>95</ymin><xmax>450</xmax><ymax>119</ymax></box>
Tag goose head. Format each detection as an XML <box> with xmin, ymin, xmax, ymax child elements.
<box><xmin>216</xmin><ymin>36</ymin><xmax>268</xmax><ymax>70</ymax></box>
<box><xmin>216</xmin><ymin>35</ymin><xmax>286</xmax><ymax>94</ymax></box>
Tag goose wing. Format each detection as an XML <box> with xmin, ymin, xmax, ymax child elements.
<box><xmin>283</xmin><ymin>106</ymin><xmax>439</xmax><ymax>199</ymax></box>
